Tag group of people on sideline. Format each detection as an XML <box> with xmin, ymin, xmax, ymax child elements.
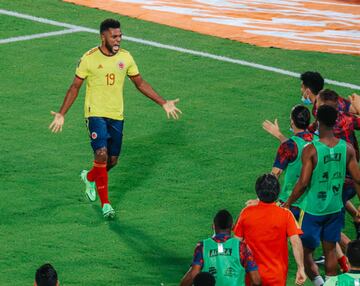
<box><xmin>36</xmin><ymin>71</ymin><xmax>360</xmax><ymax>286</ymax></box>
<box><xmin>180</xmin><ymin>72</ymin><xmax>360</xmax><ymax>286</ymax></box>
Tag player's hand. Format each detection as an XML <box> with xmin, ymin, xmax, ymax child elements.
<box><xmin>282</xmin><ymin>202</ymin><xmax>290</xmax><ymax>209</ymax></box>
<box><xmin>263</xmin><ymin>119</ymin><xmax>281</xmax><ymax>138</ymax></box>
<box><xmin>348</xmin><ymin>93</ymin><xmax>360</xmax><ymax>114</ymax></box>
<box><xmin>245</xmin><ymin>199</ymin><xmax>259</xmax><ymax>207</ymax></box>
<box><xmin>354</xmin><ymin>210</ymin><xmax>360</xmax><ymax>224</ymax></box>
<box><xmin>295</xmin><ymin>268</ymin><xmax>306</xmax><ymax>285</ymax></box>
<box><xmin>49</xmin><ymin>111</ymin><xmax>65</xmax><ymax>133</ymax></box>
<box><xmin>162</xmin><ymin>99</ymin><xmax>182</xmax><ymax>119</ymax></box>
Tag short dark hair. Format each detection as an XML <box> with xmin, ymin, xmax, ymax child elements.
<box><xmin>213</xmin><ymin>209</ymin><xmax>233</xmax><ymax>230</ymax></box>
<box><xmin>317</xmin><ymin>105</ymin><xmax>338</xmax><ymax>128</ymax></box>
<box><xmin>35</xmin><ymin>263</ymin><xmax>58</xmax><ymax>286</ymax></box>
<box><xmin>347</xmin><ymin>240</ymin><xmax>360</xmax><ymax>267</ymax></box>
<box><xmin>255</xmin><ymin>174</ymin><xmax>280</xmax><ymax>203</ymax></box>
<box><xmin>300</xmin><ymin>71</ymin><xmax>324</xmax><ymax>95</ymax></box>
<box><xmin>318</xmin><ymin>89</ymin><xmax>339</xmax><ymax>104</ymax></box>
<box><xmin>100</xmin><ymin>19</ymin><xmax>121</xmax><ymax>34</ymax></box>
<box><xmin>291</xmin><ymin>105</ymin><xmax>310</xmax><ymax>130</ymax></box>
<box><xmin>193</xmin><ymin>272</ymin><xmax>216</xmax><ymax>286</ymax></box>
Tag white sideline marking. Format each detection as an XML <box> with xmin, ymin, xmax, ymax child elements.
<box><xmin>0</xmin><ymin>29</ymin><xmax>82</xmax><ymax>44</ymax></box>
<box><xmin>0</xmin><ymin>8</ymin><xmax>359</xmax><ymax>91</ymax></box>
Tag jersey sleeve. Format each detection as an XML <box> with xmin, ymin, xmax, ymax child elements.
<box><xmin>352</xmin><ymin>114</ymin><xmax>360</xmax><ymax>130</ymax></box>
<box><xmin>273</xmin><ymin>139</ymin><xmax>298</xmax><ymax>170</ymax></box>
<box><xmin>127</xmin><ymin>53</ymin><xmax>140</xmax><ymax>77</ymax></box>
<box><xmin>286</xmin><ymin>210</ymin><xmax>303</xmax><ymax>237</ymax></box>
<box><xmin>191</xmin><ymin>242</ymin><xmax>204</xmax><ymax>268</ymax></box>
<box><xmin>239</xmin><ymin>241</ymin><xmax>258</xmax><ymax>272</ymax></box>
<box><xmin>338</xmin><ymin>97</ymin><xmax>351</xmax><ymax>112</ymax></box>
<box><xmin>75</xmin><ymin>55</ymin><xmax>89</xmax><ymax>79</ymax></box>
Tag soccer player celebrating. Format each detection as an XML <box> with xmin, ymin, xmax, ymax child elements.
<box><xmin>49</xmin><ymin>19</ymin><xmax>181</xmax><ymax>218</ymax></box>
<box><xmin>285</xmin><ymin>105</ymin><xmax>360</xmax><ymax>285</ymax></box>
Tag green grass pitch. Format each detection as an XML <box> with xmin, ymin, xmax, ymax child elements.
<box><xmin>0</xmin><ymin>0</ymin><xmax>359</xmax><ymax>285</ymax></box>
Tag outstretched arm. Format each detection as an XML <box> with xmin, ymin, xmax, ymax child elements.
<box><xmin>289</xmin><ymin>235</ymin><xmax>306</xmax><ymax>285</ymax></box>
<box><xmin>262</xmin><ymin>119</ymin><xmax>287</xmax><ymax>143</ymax></box>
<box><xmin>179</xmin><ymin>265</ymin><xmax>201</xmax><ymax>286</ymax></box>
<box><xmin>49</xmin><ymin>76</ymin><xmax>84</xmax><ymax>133</ymax></box>
<box><xmin>248</xmin><ymin>271</ymin><xmax>261</xmax><ymax>286</ymax></box>
<box><xmin>130</xmin><ymin>74</ymin><xmax>182</xmax><ymax>119</ymax></box>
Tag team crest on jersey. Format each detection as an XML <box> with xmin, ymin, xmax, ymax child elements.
<box><xmin>118</xmin><ymin>61</ymin><xmax>125</xmax><ymax>70</ymax></box>
<box><xmin>91</xmin><ymin>132</ymin><xmax>98</xmax><ymax>139</ymax></box>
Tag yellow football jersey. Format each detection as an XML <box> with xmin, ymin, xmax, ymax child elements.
<box><xmin>76</xmin><ymin>47</ymin><xmax>139</xmax><ymax>120</ymax></box>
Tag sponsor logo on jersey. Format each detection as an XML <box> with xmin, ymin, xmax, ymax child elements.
<box><xmin>225</xmin><ymin>267</ymin><xmax>236</xmax><ymax>277</ymax></box>
<box><xmin>332</xmin><ymin>184</ymin><xmax>341</xmax><ymax>194</ymax></box>
<box><xmin>98</xmin><ymin>64</ymin><xmax>103</xmax><ymax>69</ymax></box>
<box><xmin>209</xmin><ymin>248</ymin><xmax>233</xmax><ymax>257</ymax></box>
<box><xmin>320</xmin><ymin>172</ymin><xmax>329</xmax><ymax>183</ymax></box>
<box><xmin>324</xmin><ymin>153</ymin><xmax>341</xmax><ymax>164</ymax></box>
<box><xmin>91</xmin><ymin>132</ymin><xmax>98</xmax><ymax>139</ymax></box>
<box><xmin>317</xmin><ymin>191</ymin><xmax>327</xmax><ymax>200</ymax></box>
<box><xmin>118</xmin><ymin>61</ymin><xmax>125</xmax><ymax>70</ymax></box>
<box><xmin>332</xmin><ymin>171</ymin><xmax>342</xmax><ymax>179</ymax></box>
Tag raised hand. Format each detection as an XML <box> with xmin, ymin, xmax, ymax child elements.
<box><xmin>262</xmin><ymin>118</ymin><xmax>287</xmax><ymax>142</ymax></box>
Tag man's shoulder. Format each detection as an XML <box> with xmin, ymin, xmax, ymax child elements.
<box><xmin>119</xmin><ymin>48</ymin><xmax>131</xmax><ymax>54</ymax></box>
<box><xmin>117</xmin><ymin>48</ymin><xmax>134</xmax><ymax>58</ymax></box>
<box><xmin>82</xmin><ymin>47</ymin><xmax>100</xmax><ymax>57</ymax></box>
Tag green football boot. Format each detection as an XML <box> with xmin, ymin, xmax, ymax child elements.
<box><xmin>80</xmin><ymin>170</ymin><xmax>97</xmax><ymax>202</ymax></box>
<box><xmin>102</xmin><ymin>203</ymin><xmax>115</xmax><ymax>219</ymax></box>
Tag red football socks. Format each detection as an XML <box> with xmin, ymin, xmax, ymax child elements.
<box><xmin>87</xmin><ymin>161</ymin><xmax>109</xmax><ymax>206</ymax></box>
<box><xmin>338</xmin><ymin>255</ymin><xmax>349</xmax><ymax>273</ymax></box>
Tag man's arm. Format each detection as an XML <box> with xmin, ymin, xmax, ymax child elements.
<box><xmin>285</xmin><ymin>144</ymin><xmax>315</xmax><ymax>207</ymax></box>
<box><xmin>239</xmin><ymin>241</ymin><xmax>261</xmax><ymax>286</ymax></box>
<box><xmin>49</xmin><ymin>76</ymin><xmax>84</xmax><ymax>133</ymax></box>
<box><xmin>179</xmin><ymin>265</ymin><xmax>201</xmax><ymax>286</ymax></box>
<box><xmin>248</xmin><ymin>271</ymin><xmax>261</xmax><ymax>286</ymax></box>
<box><xmin>346</xmin><ymin>143</ymin><xmax>360</xmax><ymax>192</ymax></box>
<box><xmin>129</xmin><ymin>74</ymin><xmax>182</xmax><ymax>119</ymax></box>
<box><xmin>289</xmin><ymin>235</ymin><xmax>306</xmax><ymax>285</ymax></box>
<box><xmin>262</xmin><ymin>119</ymin><xmax>287</xmax><ymax>143</ymax></box>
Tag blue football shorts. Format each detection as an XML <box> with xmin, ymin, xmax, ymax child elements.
<box><xmin>300</xmin><ymin>211</ymin><xmax>342</xmax><ymax>249</ymax></box>
<box><xmin>86</xmin><ymin>117</ymin><xmax>124</xmax><ymax>157</ymax></box>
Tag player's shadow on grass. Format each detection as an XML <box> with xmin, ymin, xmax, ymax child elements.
<box><xmin>108</xmin><ymin>220</ymin><xmax>188</xmax><ymax>283</ymax></box>
<box><xmin>110</xmin><ymin>122</ymin><xmax>187</xmax><ymax>203</ymax></box>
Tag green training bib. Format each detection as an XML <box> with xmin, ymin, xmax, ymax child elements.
<box><xmin>202</xmin><ymin>238</ymin><xmax>245</xmax><ymax>286</ymax></box>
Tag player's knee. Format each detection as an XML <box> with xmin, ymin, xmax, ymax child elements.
<box><xmin>95</xmin><ymin>147</ymin><xmax>108</xmax><ymax>162</ymax></box>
